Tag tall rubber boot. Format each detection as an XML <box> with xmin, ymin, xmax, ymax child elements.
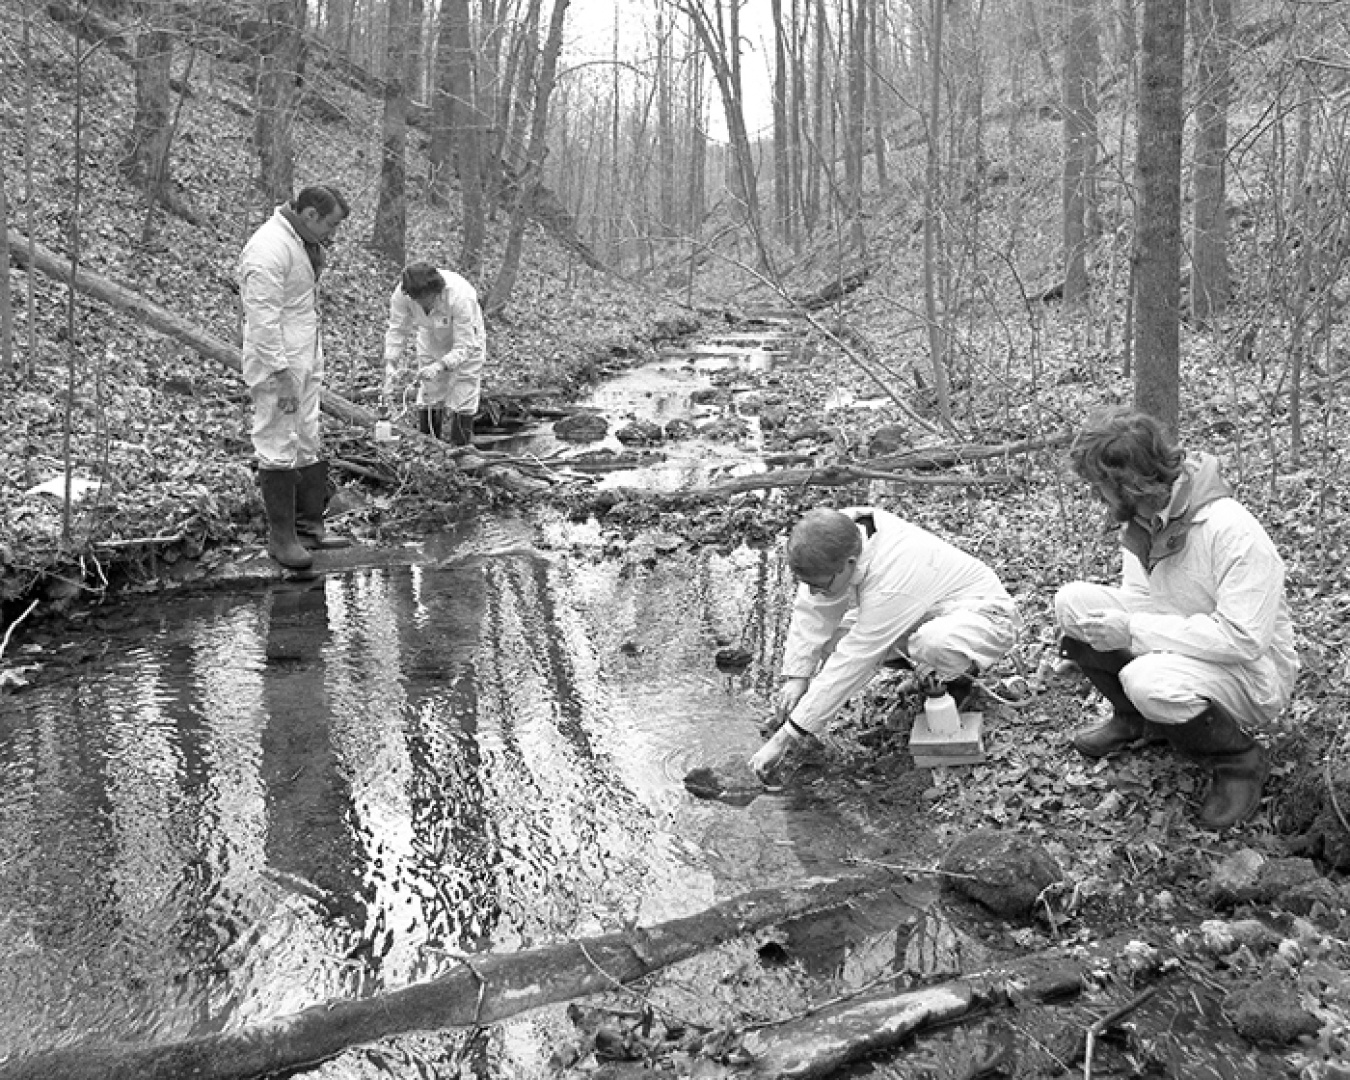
<box><xmin>295</xmin><ymin>461</ymin><xmax>351</xmax><ymax>550</ymax></box>
<box><xmin>1059</xmin><ymin>635</ymin><xmax>1168</xmax><ymax>758</ymax></box>
<box><xmin>1163</xmin><ymin>702</ymin><xmax>1269</xmax><ymax>829</ymax></box>
<box><xmin>257</xmin><ymin>469</ymin><xmax>313</xmax><ymax>570</ymax></box>
<box><xmin>418</xmin><ymin>406</ymin><xmax>445</xmax><ymax>439</ymax></box>
<box><xmin>447</xmin><ymin>410</ymin><xmax>475</xmax><ymax>447</ymax></box>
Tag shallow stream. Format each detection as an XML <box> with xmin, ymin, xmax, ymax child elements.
<box><xmin>0</xmin><ymin>328</ymin><xmax>928</xmax><ymax>1077</ymax></box>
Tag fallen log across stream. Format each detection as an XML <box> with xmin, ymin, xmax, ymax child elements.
<box><xmin>683</xmin><ymin>432</ymin><xmax>1073</xmax><ymax>498</ymax></box>
<box><xmin>0</xmin><ymin>870</ymin><xmax>906</xmax><ymax>1080</ymax></box>
<box><xmin>5</xmin><ymin>228</ymin><xmax>379</xmax><ymax>433</ymax></box>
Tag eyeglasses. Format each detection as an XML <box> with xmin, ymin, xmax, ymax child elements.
<box><xmin>795</xmin><ymin>562</ymin><xmax>850</xmax><ymax>595</ymax></box>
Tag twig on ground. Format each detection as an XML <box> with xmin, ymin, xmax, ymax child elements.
<box><xmin>844</xmin><ymin>855</ymin><xmax>979</xmax><ymax>881</ymax></box>
<box><xmin>1</xmin><ymin>598</ymin><xmax>40</xmax><ymax>662</ymax></box>
<box><xmin>1082</xmin><ymin>985</ymin><xmax>1158</xmax><ymax>1080</ymax></box>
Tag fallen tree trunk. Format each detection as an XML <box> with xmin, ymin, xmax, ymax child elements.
<box><xmin>695</xmin><ymin>464</ymin><xmax>1020</xmax><ymax>498</ymax></box>
<box><xmin>5</xmin><ymin>228</ymin><xmax>379</xmax><ymax>432</ymax></box>
<box><xmin>743</xmin><ymin>951</ymin><xmax>1084</xmax><ymax>1078</ymax></box>
<box><xmin>0</xmin><ymin>870</ymin><xmax>900</xmax><ymax>1080</ymax></box>
<box><xmin>678</xmin><ymin>432</ymin><xmax>1071</xmax><ymax>498</ymax></box>
<box><xmin>867</xmin><ymin>432</ymin><xmax>1073</xmax><ymax>471</ymax></box>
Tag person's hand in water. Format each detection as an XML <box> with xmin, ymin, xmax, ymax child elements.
<box><xmin>750</xmin><ymin>722</ymin><xmax>804</xmax><ymax>786</ymax></box>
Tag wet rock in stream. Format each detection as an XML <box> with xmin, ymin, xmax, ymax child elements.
<box><xmin>683</xmin><ymin>762</ymin><xmax>765</xmax><ymax>807</ymax></box>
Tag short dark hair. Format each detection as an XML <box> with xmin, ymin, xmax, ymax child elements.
<box><xmin>293</xmin><ymin>184</ymin><xmax>349</xmax><ymax>221</ymax></box>
<box><xmin>1070</xmin><ymin>407</ymin><xmax>1184</xmax><ymax>508</ymax></box>
<box><xmin>401</xmin><ymin>261</ymin><xmax>445</xmax><ymax>301</ymax></box>
<box><xmin>786</xmin><ymin>509</ymin><xmax>863</xmax><ymax>579</ymax></box>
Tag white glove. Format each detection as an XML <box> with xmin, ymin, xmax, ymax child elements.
<box><xmin>750</xmin><ymin>723</ymin><xmax>802</xmax><ymax>786</ymax></box>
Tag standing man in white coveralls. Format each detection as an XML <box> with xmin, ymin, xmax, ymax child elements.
<box><xmin>382</xmin><ymin>261</ymin><xmax>487</xmax><ymax>447</ymax></box>
<box><xmin>750</xmin><ymin>506</ymin><xmax>1021</xmax><ymax>782</ymax></box>
<box><xmin>237</xmin><ymin>184</ymin><xmax>352</xmax><ymax>571</ymax></box>
<box><xmin>1055</xmin><ymin>407</ymin><xmax>1298</xmax><ymax>829</ymax></box>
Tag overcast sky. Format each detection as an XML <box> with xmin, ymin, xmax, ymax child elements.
<box><xmin>561</xmin><ymin>0</ymin><xmax>776</xmax><ymax>140</ymax></box>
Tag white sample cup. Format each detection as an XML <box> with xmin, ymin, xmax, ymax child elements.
<box><xmin>374</xmin><ymin>420</ymin><xmax>394</xmax><ymax>442</ymax></box>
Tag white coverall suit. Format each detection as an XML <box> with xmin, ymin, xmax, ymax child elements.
<box><xmin>382</xmin><ymin>269</ymin><xmax>486</xmax><ymax>416</ymax></box>
<box><xmin>237</xmin><ymin>206</ymin><xmax>327</xmax><ymax>470</ymax></box>
<box><xmin>782</xmin><ymin>506</ymin><xmax>1021</xmax><ymax>737</ymax></box>
<box><xmin>1055</xmin><ymin>454</ymin><xmax>1299</xmax><ymax>728</ymax></box>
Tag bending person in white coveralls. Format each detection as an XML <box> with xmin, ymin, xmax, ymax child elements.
<box><xmin>382</xmin><ymin>261</ymin><xmax>487</xmax><ymax>447</ymax></box>
<box><xmin>750</xmin><ymin>506</ymin><xmax>1021</xmax><ymax>782</ymax></box>
<box><xmin>237</xmin><ymin>184</ymin><xmax>352</xmax><ymax>571</ymax></box>
<box><xmin>1055</xmin><ymin>407</ymin><xmax>1298</xmax><ymax>830</ymax></box>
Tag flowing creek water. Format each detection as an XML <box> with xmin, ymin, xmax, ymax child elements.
<box><xmin>0</xmin><ymin>326</ymin><xmax>939</xmax><ymax>1077</ymax></box>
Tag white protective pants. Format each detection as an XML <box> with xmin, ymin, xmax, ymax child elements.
<box><xmin>1055</xmin><ymin>581</ymin><xmax>1277</xmax><ymax>727</ymax></box>
<box><xmin>250</xmin><ymin>368</ymin><xmax>323</xmax><ymax>471</ymax></box>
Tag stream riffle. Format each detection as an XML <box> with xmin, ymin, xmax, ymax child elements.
<box><xmin>0</xmin><ymin>327</ymin><xmax>912</xmax><ymax>1077</ymax></box>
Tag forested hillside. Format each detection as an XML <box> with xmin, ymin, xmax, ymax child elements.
<box><xmin>4</xmin><ymin>1</ymin><xmax>1350</xmax><ymax>1075</ymax></box>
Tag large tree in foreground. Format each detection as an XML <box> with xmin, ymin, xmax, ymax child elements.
<box><xmin>1132</xmin><ymin>0</ymin><xmax>1185</xmax><ymax>431</ymax></box>
<box><xmin>252</xmin><ymin>0</ymin><xmax>305</xmax><ymax>204</ymax></box>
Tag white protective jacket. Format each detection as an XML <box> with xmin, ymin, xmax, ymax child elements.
<box><xmin>383</xmin><ymin>270</ymin><xmax>486</xmax><ymax>412</ymax></box>
<box><xmin>781</xmin><ymin>506</ymin><xmax>1016</xmax><ymax>735</ymax></box>
<box><xmin>237</xmin><ymin>207</ymin><xmax>324</xmax><ymax>389</ymax></box>
<box><xmin>1114</xmin><ymin>454</ymin><xmax>1299</xmax><ymax>715</ymax></box>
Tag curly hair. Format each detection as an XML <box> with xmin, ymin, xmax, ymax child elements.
<box><xmin>786</xmin><ymin>509</ymin><xmax>863</xmax><ymax>579</ymax></box>
<box><xmin>1069</xmin><ymin>407</ymin><xmax>1184</xmax><ymax>510</ymax></box>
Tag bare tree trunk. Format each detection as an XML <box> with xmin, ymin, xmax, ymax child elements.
<box><xmin>868</xmin><ymin>0</ymin><xmax>888</xmax><ymax>192</ymax></box>
<box><xmin>1062</xmin><ymin>0</ymin><xmax>1100</xmax><ymax>303</ymax></box>
<box><xmin>844</xmin><ymin>0</ymin><xmax>867</xmax><ymax>253</ymax></box>
<box><xmin>128</xmin><ymin>8</ymin><xmax>173</xmax><ymax>206</ymax></box>
<box><xmin>656</xmin><ymin>5</ymin><xmax>676</xmax><ymax>238</ymax></box>
<box><xmin>1190</xmin><ymin>0</ymin><xmax>1231</xmax><ymax>324</ymax></box>
<box><xmin>1132</xmin><ymin>0</ymin><xmax>1185</xmax><ymax>431</ymax></box>
<box><xmin>371</xmin><ymin>0</ymin><xmax>415</xmax><ymax>265</ymax></box>
<box><xmin>441</xmin><ymin>0</ymin><xmax>488</xmax><ymax>272</ymax></box>
<box><xmin>772</xmin><ymin>0</ymin><xmax>793</xmax><ymax>242</ymax></box>
<box><xmin>807</xmin><ymin>0</ymin><xmax>826</xmax><ymax>231</ymax></box>
<box><xmin>253</xmin><ymin>0</ymin><xmax>306</xmax><ymax>203</ymax></box>
<box><xmin>484</xmin><ymin>0</ymin><xmax>570</xmax><ymax>312</ymax></box>
<box><xmin>922</xmin><ymin>0</ymin><xmax>954</xmax><ymax>430</ymax></box>
<box><xmin>679</xmin><ymin>0</ymin><xmax>771</xmax><ymax>272</ymax></box>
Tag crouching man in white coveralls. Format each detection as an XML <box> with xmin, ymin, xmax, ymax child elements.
<box><xmin>382</xmin><ymin>262</ymin><xmax>487</xmax><ymax>447</ymax></box>
<box><xmin>1055</xmin><ymin>407</ymin><xmax>1299</xmax><ymax>830</ymax></box>
<box><xmin>750</xmin><ymin>506</ymin><xmax>1021</xmax><ymax>783</ymax></box>
<box><xmin>237</xmin><ymin>184</ymin><xmax>352</xmax><ymax>571</ymax></box>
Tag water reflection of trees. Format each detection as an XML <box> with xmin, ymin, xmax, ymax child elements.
<box><xmin>0</xmin><ymin>537</ymin><xmax>802</xmax><ymax>1069</ymax></box>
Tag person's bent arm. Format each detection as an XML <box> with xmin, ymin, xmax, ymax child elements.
<box><xmin>788</xmin><ymin>589</ymin><xmax>927</xmax><ymax>736</ymax></box>
<box><xmin>1128</xmin><ymin>510</ymin><xmax>1287</xmax><ymax>664</ymax></box>
<box><xmin>382</xmin><ymin>291</ymin><xmax>414</xmax><ymax>397</ymax></box>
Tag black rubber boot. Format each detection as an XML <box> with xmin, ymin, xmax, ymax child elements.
<box><xmin>1164</xmin><ymin>702</ymin><xmax>1269</xmax><ymax>829</ymax></box>
<box><xmin>447</xmin><ymin>410</ymin><xmax>475</xmax><ymax>447</ymax></box>
<box><xmin>1059</xmin><ymin>635</ymin><xmax>1168</xmax><ymax>758</ymax></box>
<box><xmin>295</xmin><ymin>461</ymin><xmax>351</xmax><ymax>550</ymax></box>
<box><xmin>944</xmin><ymin>668</ymin><xmax>978</xmax><ymax>711</ymax></box>
<box><xmin>257</xmin><ymin>469</ymin><xmax>313</xmax><ymax>570</ymax></box>
<box><xmin>418</xmin><ymin>406</ymin><xmax>445</xmax><ymax>439</ymax></box>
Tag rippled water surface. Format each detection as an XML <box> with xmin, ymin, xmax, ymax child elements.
<box><xmin>0</xmin><ymin>512</ymin><xmax>886</xmax><ymax>1077</ymax></box>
